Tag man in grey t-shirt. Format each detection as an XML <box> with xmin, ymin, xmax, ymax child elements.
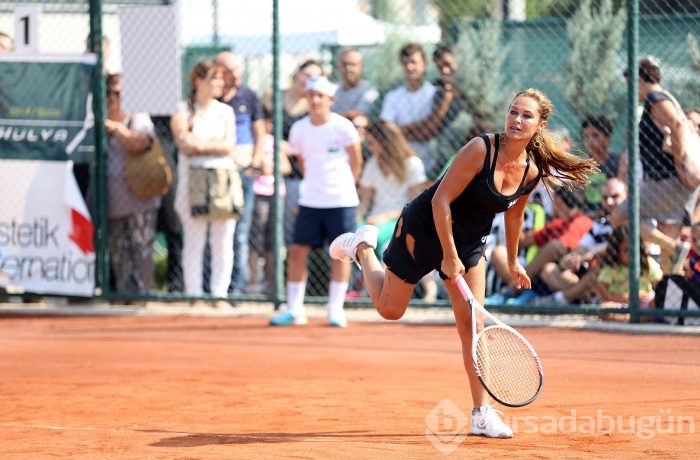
<box><xmin>331</xmin><ymin>47</ymin><xmax>379</xmax><ymax>116</ymax></box>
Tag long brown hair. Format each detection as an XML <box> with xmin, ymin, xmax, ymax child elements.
<box><xmin>507</xmin><ymin>88</ymin><xmax>599</xmax><ymax>190</ymax></box>
<box><xmin>366</xmin><ymin>121</ymin><xmax>417</xmax><ymax>182</ymax></box>
<box><xmin>186</xmin><ymin>59</ymin><xmax>223</xmax><ymax>115</ymax></box>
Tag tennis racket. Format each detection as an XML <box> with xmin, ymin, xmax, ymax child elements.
<box><xmin>456</xmin><ymin>275</ymin><xmax>543</xmax><ymax>407</ymax></box>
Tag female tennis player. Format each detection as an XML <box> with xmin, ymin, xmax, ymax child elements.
<box><xmin>330</xmin><ymin>88</ymin><xmax>598</xmax><ymax>438</ymax></box>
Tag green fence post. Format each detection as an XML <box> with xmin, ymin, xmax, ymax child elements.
<box><xmin>272</xmin><ymin>0</ymin><xmax>284</xmax><ymax>311</ymax></box>
<box><xmin>89</xmin><ymin>0</ymin><xmax>108</xmax><ymax>299</ymax></box>
<box><xmin>627</xmin><ymin>0</ymin><xmax>641</xmax><ymax>323</ymax></box>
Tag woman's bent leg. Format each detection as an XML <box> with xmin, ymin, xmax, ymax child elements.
<box><xmin>330</xmin><ymin>225</ymin><xmax>415</xmax><ymax>320</ymax></box>
<box><xmin>355</xmin><ymin>243</ymin><xmax>414</xmax><ymax>320</ymax></box>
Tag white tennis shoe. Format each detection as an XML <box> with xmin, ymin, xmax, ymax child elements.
<box><xmin>329</xmin><ymin>225</ymin><xmax>378</xmax><ymax>265</ymax></box>
<box><xmin>470</xmin><ymin>405</ymin><xmax>513</xmax><ymax>438</ymax></box>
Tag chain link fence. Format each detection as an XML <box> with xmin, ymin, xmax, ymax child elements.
<box><xmin>1</xmin><ymin>0</ymin><xmax>699</xmax><ymax>322</ymax></box>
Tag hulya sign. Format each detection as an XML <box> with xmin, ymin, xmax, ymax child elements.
<box><xmin>0</xmin><ymin>160</ymin><xmax>95</xmax><ymax>296</ymax></box>
<box><xmin>0</xmin><ymin>54</ymin><xmax>96</xmax><ymax>163</ymax></box>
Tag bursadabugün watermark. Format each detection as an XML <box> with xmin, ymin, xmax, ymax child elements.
<box><xmin>425</xmin><ymin>400</ymin><xmax>696</xmax><ymax>454</ymax></box>
<box><xmin>504</xmin><ymin>409</ymin><xmax>695</xmax><ymax>439</ymax></box>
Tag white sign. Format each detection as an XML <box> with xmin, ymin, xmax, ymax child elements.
<box><xmin>14</xmin><ymin>4</ymin><xmax>41</xmax><ymax>53</ymax></box>
<box><xmin>119</xmin><ymin>5</ymin><xmax>181</xmax><ymax>115</ymax></box>
<box><xmin>0</xmin><ymin>160</ymin><xmax>96</xmax><ymax>296</ymax></box>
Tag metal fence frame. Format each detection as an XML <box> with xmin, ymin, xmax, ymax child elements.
<box><xmin>65</xmin><ymin>0</ymin><xmax>696</xmax><ymax>322</ymax></box>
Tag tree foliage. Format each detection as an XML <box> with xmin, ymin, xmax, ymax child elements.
<box><xmin>528</xmin><ymin>0</ymin><xmax>700</xmax><ymax>17</ymax></box>
<box><xmin>430</xmin><ymin>20</ymin><xmax>512</xmax><ymax>179</ymax></box>
<box><xmin>454</xmin><ymin>19</ymin><xmax>511</xmax><ymax>126</ymax></box>
<box><xmin>680</xmin><ymin>33</ymin><xmax>700</xmax><ymax>107</ymax></box>
<box><xmin>431</xmin><ymin>0</ymin><xmax>492</xmax><ymax>37</ymax></box>
<box><xmin>564</xmin><ymin>0</ymin><xmax>626</xmax><ymax>124</ymax></box>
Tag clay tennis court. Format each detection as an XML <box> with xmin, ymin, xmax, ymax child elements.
<box><xmin>1</xmin><ymin>306</ymin><xmax>698</xmax><ymax>459</ymax></box>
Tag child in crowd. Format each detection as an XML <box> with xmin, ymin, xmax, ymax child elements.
<box><xmin>597</xmin><ymin>226</ymin><xmax>663</xmax><ymax>321</ymax></box>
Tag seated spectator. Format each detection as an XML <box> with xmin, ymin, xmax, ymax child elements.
<box><xmin>487</xmin><ymin>187</ymin><xmax>593</xmax><ymax>305</ymax></box>
<box><xmin>597</xmin><ymin>226</ymin><xmax>663</xmax><ymax>321</ymax></box>
<box><xmin>484</xmin><ymin>202</ymin><xmax>547</xmax><ymax>297</ymax></box>
<box><xmin>653</xmin><ymin>220</ymin><xmax>700</xmax><ymax>325</ymax></box>
<box><xmin>534</xmin><ymin>177</ymin><xmax>628</xmax><ymax>305</ymax></box>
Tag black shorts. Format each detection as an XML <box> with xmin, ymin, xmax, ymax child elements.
<box><xmin>382</xmin><ymin>206</ymin><xmax>487</xmax><ymax>284</ymax></box>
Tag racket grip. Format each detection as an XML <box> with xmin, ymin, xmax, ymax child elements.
<box><xmin>456</xmin><ymin>275</ymin><xmax>473</xmax><ymax>303</ymax></box>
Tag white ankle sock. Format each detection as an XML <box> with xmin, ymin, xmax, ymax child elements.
<box><xmin>286</xmin><ymin>281</ymin><xmax>306</xmax><ymax>317</ymax></box>
<box><xmin>327</xmin><ymin>281</ymin><xmax>348</xmax><ymax>317</ymax></box>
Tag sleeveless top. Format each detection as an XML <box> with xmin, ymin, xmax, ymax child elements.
<box><xmin>407</xmin><ymin>133</ymin><xmax>542</xmax><ymax>244</ymax></box>
<box><xmin>640</xmin><ymin>91</ymin><xmax>677</xmax><ymax>181</ymax></box>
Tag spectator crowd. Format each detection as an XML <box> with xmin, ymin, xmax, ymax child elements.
<box><xmin>3</xmin><ymin>30</ymin><xmax>700</xmax><ymax>325</ymax></box>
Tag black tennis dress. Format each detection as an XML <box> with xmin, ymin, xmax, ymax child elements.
<box><xmin>383</xmin><ymin>133</ymin><xmax>541</xmax><ymax>284</ymax></box>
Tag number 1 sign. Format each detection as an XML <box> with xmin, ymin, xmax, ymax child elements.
<box><xmin>14</xmin><ymin>5</ymin><xmax>41</xmax><ymax>53</ymax></box>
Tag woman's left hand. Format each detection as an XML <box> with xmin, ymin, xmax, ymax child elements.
<box><xmin>509</xmin><ymin>262</ymin><xmax>531</xmax><ymax>290</ymax></box>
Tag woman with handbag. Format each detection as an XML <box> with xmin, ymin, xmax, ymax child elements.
<box><xmin>171</xmin><ymin>60</ymin><xmax>237</xmax><ymax>308</ymax></box>
<box><xmin>612</xmin><ymin>56</ymin><xmax>699</xmax><ymax>275</ymax></box>
<box><xmin>105</xmin><ymin>73</ymin><xmax>160</xmax><ymax>303</ymax></box>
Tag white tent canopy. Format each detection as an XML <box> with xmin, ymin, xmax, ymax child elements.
<box><xmin>180</xmin><ymin>0</ymin><xmax>386</xmax><ymax>55</ymax></box>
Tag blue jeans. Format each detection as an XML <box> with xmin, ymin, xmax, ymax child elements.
<box><xmin>229</xmin><ymin>171</ymin><xmax>255</xmax><ymax>293</ymax></box>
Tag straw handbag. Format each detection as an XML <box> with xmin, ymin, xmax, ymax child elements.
<box><xmin>124</xmin><ymin>135</ymin><xmax>173</xmax><ymax>198</ymax></box>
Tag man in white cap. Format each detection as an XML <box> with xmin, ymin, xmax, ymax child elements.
<box><xmin>270</xmin><ymin>76</ymin><xmax>363</xmax><ymax>327</ymax></box>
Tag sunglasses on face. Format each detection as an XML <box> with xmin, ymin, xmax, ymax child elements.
<box><xmin>107</xmin><ymin>89</ymin><xmax>121</xmax><ymax>97</ymax></box>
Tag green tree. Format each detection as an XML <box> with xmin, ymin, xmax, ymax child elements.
<box><xmin>454</xmin><ymin>19</ymin><xmax>511</xmax><ymax>126</ymax></box>
<box><xmin>680</xmin><ymin>33</ymin><xmax>700</xmax><ymax>107</ymax></box>
<box><xmin>564</xmin><ymin>0</ymin><xmax>626</xmax><ymax>124</ymax></box>
<box><xmin>430</xmin><ymin>20</ymin><xmax>512</xmax><ymax>179</ymax></box>
<box><xmin>431</xmin><ymin>0</ymin><xmax>492</xmax><ymax>38</ymax></box>
<box><xmin>528</xmin><ymin>0</ymin><xmax>700</xmax><ymax>17</ymax></box>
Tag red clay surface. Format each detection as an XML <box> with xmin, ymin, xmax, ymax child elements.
<box><xmin>1</xmin><ymin>314</ymin><xmax>698</xmax><ymax>459</ymax></box>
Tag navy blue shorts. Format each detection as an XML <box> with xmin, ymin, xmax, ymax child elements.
<box><xmin>292</xmin><ymin>206</ymin><xmax>357</xmax><ymax>247</ymax></box>
<box><xmin>383</xmin><ymin>207</ymin><xmax>487</xmax><ymax>285</ymax></box>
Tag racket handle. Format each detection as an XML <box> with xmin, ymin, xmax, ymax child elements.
<box><xmin>456</xmin><ymin>275</ymin><xmax>473</xmax><ymax>303</ymax></box>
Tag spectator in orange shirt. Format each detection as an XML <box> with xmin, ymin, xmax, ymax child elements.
<box><xmin>490</xmin><ymin>187</ymin><xmax>593</xmax><ymax>304</ymax></box>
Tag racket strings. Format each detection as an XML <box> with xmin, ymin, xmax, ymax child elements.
<box><xmin>475</xmin><ymin>326</ymin><xmax>542</xmax><ymax>406</ymax></box>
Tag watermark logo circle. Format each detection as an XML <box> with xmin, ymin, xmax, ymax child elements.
<box><xmin>425</xmin><ymin>399</ymin><xmax>469</xmax><ymax>454</ymax></box>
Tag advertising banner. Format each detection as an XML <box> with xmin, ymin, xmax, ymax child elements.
<box><xmin>0</xmin><ymin>54</ymin><xmax>96</xmax><ymax>163</ymax></box>
<box><xmin>0</xmin><ymin>55</ymin><xmax>96</xmax><ymax>296</ymax></box>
